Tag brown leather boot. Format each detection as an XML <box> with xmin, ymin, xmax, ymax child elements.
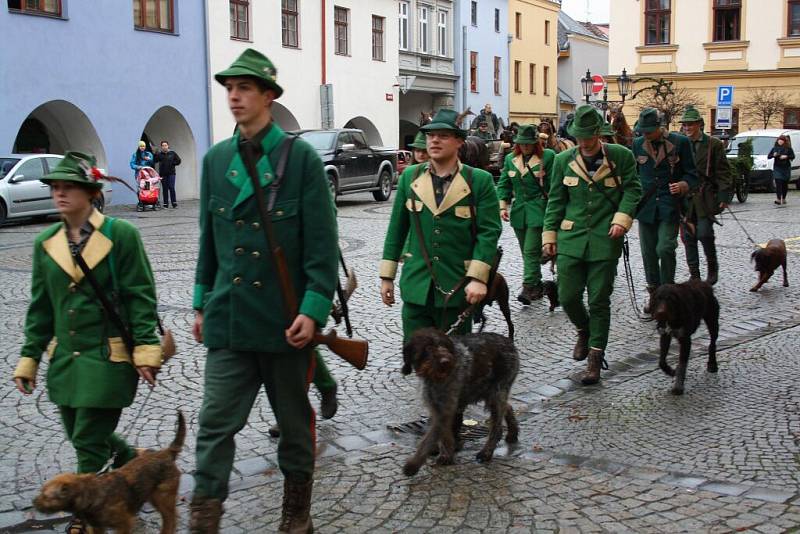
<box><xmin>572</xmin><ymin>329</ymin><xmax>589</xmax><ymax>361</ymax></box>
<box><xmin>581</xmin><ymin>348</ymin><xmax>607</xmax><ymax>385</ymax></box>
<box><xmin>642</xmin><ymin>286</ymin><xmax>657</xmax><ymax>315</ymax></box>
<box><xmin>278</xmin><ymin>477</ymin><xmax>314</xmax><ymax>533</ymax></box>
<box><xmin>189</xmin><ymin>496</ymin><xmax>223</xmax><ymax>534</ymax></box>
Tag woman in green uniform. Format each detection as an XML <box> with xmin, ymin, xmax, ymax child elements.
<box><xmin>12</xmin><ymin>152</ymin><xmax>161</xmax><ymax>533</ymax></box>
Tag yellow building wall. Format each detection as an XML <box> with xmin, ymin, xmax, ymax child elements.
<box><xmin>509</xmin><ymin>0</ymin><xmax>560</xmax><ymax>125</ymax></box>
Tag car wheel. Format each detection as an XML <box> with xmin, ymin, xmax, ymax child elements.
<box><xmin>327</xmin><ymin>174</ymin><xmax>338</xmax><ymax>204</ymax></box>
<box><xmin>93</xmin><ymin>194</ymin><xmax>106</xmax><ymax>213</ymax></box>
<box><xmin>372</xmin><ymin>169</ymin><xmax>393</xmax><ymax>202</ymax></box>
<box><xmin>736</xmin><ymin>174</ymin><xmax>749</xmax><ymax>203</ymax></box>
<box><xmin>0</xmin><ymin>201</ymin><xmax>6</xmax><ymax>225</ymax></box>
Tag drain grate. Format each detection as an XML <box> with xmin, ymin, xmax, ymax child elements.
<box><xmin>387</xmin><ymin>418</ymin><xmax>490</xmax><ymax>441</ymax></box>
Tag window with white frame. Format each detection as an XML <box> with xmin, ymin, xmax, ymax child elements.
<box><xmin>419</xmin><ymin>5</ymin><xmax>429</xmax><ymax>53</ymax></box>
<box><xmin>437</xmin><ymin>9</ymin><xmax>447</xmax><ymax>56</ymax></box>
<box><xmin>470</xmin><ymin>1</ymin><xmax>477</xmax><ymax>26</ymax></box>
<box><xmin>398</xmin><ymin>1</ymin><xmax>409</xmax><ymax>50</ymax></box>
<box><xmin>282</xmin><ymin>0</ymin><xmax>299</xmax><ymax>47</ymax></box>
<box><xmin>334</xmin><ymin>5</ymin><xmax>349</xmax><ymax>55</ymax></box>
<box><xmin>494</xmin><ymin>8</ymin><xmax>500</xmax><ymax>32</ymax></box>
<box><xmin>372</xmin><ymin>15</ymin><xmax>385</xmax><ymax>61</ymax></box>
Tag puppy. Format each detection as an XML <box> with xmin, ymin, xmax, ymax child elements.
<box><xmin>650</xmin><ymin>281</ymin><xmax>719</xmax><ymax>395</ymax></box>
<box><xmin>750</xmin><ymin>239</ymin><xmax>788</xmax><ymax>292</ymax></box>
<box><xmin>401</xmin><ymin>328</ymin><xmax>519</xmax><ymax>475</ymax></box>
<box><xmin>474</xmin><ymin>271</ymin><xmax>515</xmax><ymax>340</ymax></box>
<box><xmin>34</xmin><ymin>412</ymin><xmax>186</xmax><ymax>534</ymax></box>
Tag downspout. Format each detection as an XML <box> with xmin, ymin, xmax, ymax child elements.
<box><xmin>321</xmin><ymin>0</ymin><xmax>327</xmax><ymax>85</ymax></box>
<box><xmin>202</xmin><ymin>0</ymin><xmax>213</xmax><ymax>148</ymax></box>
<box><xmin>462</xmin><ymin>25</ymin><xmax>468</xmax><ymax>114</ymax></box>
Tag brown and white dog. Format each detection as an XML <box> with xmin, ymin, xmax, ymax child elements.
<box><xmin>34</xmin><ymin>412</ymin><xmax>185</xmax><ymax>534</ymax></box>
<box><xmin>750</xmin><ymin>239</ymin><xmax>789</xmax><ymax>292</ymax></box>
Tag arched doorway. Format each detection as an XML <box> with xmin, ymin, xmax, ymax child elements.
<box><xmin>141</xmin><ymin>106</ymin><xmax>198</xmax><ymax>201</ymax></box>
<box><xmin>12</xmin><ymin>100</ymin><xmax>106</xmax><ymax>166</ymax></box>
<box><xmin>272</xmin><ymin>102</ymin><xmax>301</xmax><ymax>132</ymax></box>
<box><xmin>343</xmin><ymin>116</ymin><xmax>383</xmax><ymax>146</ymax></box>
<box><xmin>399</xmin><ymin>119</ymin><xmax>419</xmax><ymax>151</ymax></box>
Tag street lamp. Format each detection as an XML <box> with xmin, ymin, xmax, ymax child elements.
<box><xmin>580</xmin><ymin>69</ymin><xmax>593</xmax><ymax>104</ymax></box>
<box><xmin>617</xmin><ymin>68</ymin><xmax>632</xmax><ymax>104</ymax></box>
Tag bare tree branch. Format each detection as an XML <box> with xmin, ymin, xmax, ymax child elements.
<box><xmin>742</xmin><ymin>88</ymin><xmax>790</xmax><ymax>129</ymax></box>
<box><xmin>637</xmin><ymin>87</ymin><xmax>702</xmax><ymax>130</ymax></box>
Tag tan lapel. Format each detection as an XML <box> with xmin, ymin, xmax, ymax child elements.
<box><xmin>644</xmin><ymin>139</ymin><xmax>668</xmax><ymax>167</ymax></box>
<box><xmin>593</xmin><ymin>151</ymin><xmax>613</xmax><ymax>182</ymax></box>
<box><xmin>513</xmin><ymin>154</ymin><xmax>542</xmax><ymax>177</ymax></box>
<box><xmin>410</xmin><ymin>168</ymin><xmax>438</xmax><ymax>215</ymax></box>
<box><xmin>42</xmin><ymin>210</ymin><xmax>112</xmax><ymax>283</ymax></box>
<box><xmin>42</xmin><ymin>227</ymin><xmax>78</xmax><ymax>282</ymax></box>
<box><xmin>567</xmin><ymin>157</ymin><xmax>591</xmax><ymax>185</ymax></box>
<box><xmin>437</xmin><ymin>170</ymin><xmax>471</xmax><ymax>215</ymax></box>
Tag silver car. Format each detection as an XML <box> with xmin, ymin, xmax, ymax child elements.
<box><xmin>0</xmin><ymin>154</ymin><xmax>112</xmax><ymax>224</ymax></box>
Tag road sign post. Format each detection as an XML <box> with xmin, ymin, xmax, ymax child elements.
<box><xmin>716</xmin><ymin>85</ymin><xmax>734</xmax><ymax>132</ymax></box>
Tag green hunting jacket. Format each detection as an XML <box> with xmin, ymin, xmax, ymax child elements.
<box><xmin>193</xmin><ymin>123</ymin><xmax>338</xmax><ymax>352</ymax></box>
<box><xmin>496</xmin><ymin>149</ymin><xmax>556</xmax><ymax>229</ymax></box>
<box><xmin>543</xmin><ymin>144</ymin><xmax>642</xmax><ymax>262</ymax></box>
<box><xmin>688</xmin><ymin>132</ymin><xmax>734</xmax><ymax>219</ymax></box>
<box><xmin>380</xmin><ymin>162</ymin><xmax>501</xmax><ymax>308</ymax></box>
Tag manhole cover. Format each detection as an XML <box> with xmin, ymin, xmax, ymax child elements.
<box><xmin>387</xmin><ymin>418</ymin><xmax>490</xmax><ymax>440</ymax></box>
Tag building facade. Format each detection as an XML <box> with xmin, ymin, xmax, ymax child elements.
<box><xmin>207</xmin><ymin>0</ymin><xmax>399</xmax><ymax>147</ymax></box>
<box><xmin>1</xmin><ymin>1</ymin><xmax>210</xmax><ymax>204</ymax></box>
<box><xmin>453</xmin><ymin>0</ymin><xmax>509</xmax><ymax>133</ymax></box>
<box><xmin>508</xmin><ymin>0</ymin><xmax>561</xmax><ymax>125</ymax></box>
<box><xmin>397</xmin><ymin>0</ymin><xmax>458</xmax><ymax>148</ymax></box>
<box><xmin>557</xmin><ymin>12</ymin><xmax>609</xmax><ymax>124</ymax></box>
<box><xmin>607</xmin><ymin>0</ymin><xmax>800</xmax><ymax>134</ymax></box>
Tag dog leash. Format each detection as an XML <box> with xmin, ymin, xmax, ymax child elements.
<box><xmin>95</xmin><ymin>383</ymin><xmax>155</xmax><ymax>475</ymax></box>
<box><xmin>445</xmin><ymin>304</ymin><xmax>478</xmax><ymax>336</ymax></box>
<box><xmin>621</xmin><ymin>236</ymin><xmax>648</xmax><ymax>321</ymax></box>
<box><xmin>721</xmin><ymin>206</ymin><xmax>759</xmax><ymax>248</ymax></box>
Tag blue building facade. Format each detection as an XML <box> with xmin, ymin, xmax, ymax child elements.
<box><xmin>0</xmin><ymin>1</ymin><xmax>210</xmax><ymax>204</ymax></box>
<box><xmin>453</xmin><ymin>0</ymin><xmax>509</xmax><ymax>134</ymax></box>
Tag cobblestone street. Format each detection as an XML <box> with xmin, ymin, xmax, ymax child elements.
<box><xmin>2</xmin><ymin>191</ymin><xmax>800</xmax><ymax>533</ymax></box>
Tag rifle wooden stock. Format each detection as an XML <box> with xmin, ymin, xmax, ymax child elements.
<box><xmin>314</xmin><ymin>329</ymin><xmax>368</xmax><ymax>370</ymax></box>
<box><xmin>273</xmin><ymin>247</ymin><xmax>300</xmax><ymax>318</ymax></box>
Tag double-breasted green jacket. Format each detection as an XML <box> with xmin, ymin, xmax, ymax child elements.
<box><xmin>193</xmin><ymin>123</ymin><xmax>338</xmax><ymax>353</ymax></box>
<box><xmin>633</xmin><ymin>132</ymin><xmax>698</xmax><ymax>224</ymax></box>
<box><xmin>496</xmin><ymin>149</ymin><xmax>556</xmax><ymax>229</ymax></box>
<box><xmin>13</xmin><ymin>210</ymin><xmax>161</xmax><ymax>409</ymax></box>
<box><xmin>688</xmin><ymin>132</ymin><xmax>734</xmax><ymax>219</ymax></box>
<box><xmin>380</xmin><ymin>162</ymin><xmax>501</xmax><ymax>308</ymax></box>
<box><xmin>543</xmin><ymin>144</ymin><xmax>642</xmax><ymax>261</ymax></box>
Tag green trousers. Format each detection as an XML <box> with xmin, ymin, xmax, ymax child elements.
<box><xmin>556</xmin><ymin>255</ymin><xmax>618</xmax><ymax>351</ymax></box>
<box><xmin>638</xmin><ymin>219</ymin><xmax>679</xmax><ymax>288</ymax></box>
<box><xmin>514</xmin><ymin>226</ymin><xmax>543</xmax><ymax>287</ymax></box>
<box><xmin>194</xmin><ymin>348</ymin><xmax>315</xmax><ymax>500</ymax></box>
<box><xmin>60</xmin><ymin>406</ymin><xmax>135</xmax><ymax>474</ymax></box>
<box><xmin>401</xmin><ymin>290</ymin><xmax>472</xmax><ymax>341</ymax></box>
<box><xmin>313</xmin><ymin>349</ymin><xmax>336</xmax><ymax>392</ymax></box>
<box><xmin>681</xmin><ymin>217</ymin><xmax>717</xmax><ymax>269</ymax></box>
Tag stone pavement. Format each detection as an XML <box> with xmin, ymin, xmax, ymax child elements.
<box><xmin>1</xmin><ymin>190</ymin><xmax>800</xmax><ymax>532</ymax></box>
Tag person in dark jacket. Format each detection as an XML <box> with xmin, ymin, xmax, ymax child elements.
<box><xmin>768</xmin><ymin>135</ymin><xmax>795</xmax><ymax>205</ymax></box>
<box><xmin>153</xmin><ymin>141</ymin><xmax>181</xmax><ymax>208</ymax></box>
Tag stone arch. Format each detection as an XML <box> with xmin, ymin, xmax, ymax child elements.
<box><xmin>399</xmin><ymin>119</ymin><xmax>419</xmax><ymax>151</ymax></box>
<box><xmin>343</xmin><ymin>116</ymin><xmax>383</xmax><ymax>146</ymax></box>
<box><xmin>142</xmin><ymin>106</ymin><xmax>198</xmax><ymax>200</ymax></box>
<box><xmin>272</xmin><ymin>102</ymin><xmax>301</xmax><ymax>131</ymax></box>
<box><xmin>12</xmin><ymin>100</ymin><xmax>107</xmax><ymax>166</ymax></box>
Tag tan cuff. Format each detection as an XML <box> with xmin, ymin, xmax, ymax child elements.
<box><xmin>379</xmin><ymin>259</ymin><xmax>398</xmax><ymax>280</ymax></box>
<box><xmin>542</xmin><ymin>230</ymin><xmax>558</xmax><ymax>245</ymax></box>
<box><xmin>133</xmin><ymin>345</ymin><xmax>162</xmax><ymax>368</ymax></box>
<box><xmin>499</xmin><ymin>199</ymin><xmax>508</xmax><ymax>210</ymax></box>
<box><xmin>14</xmin><ymin>357</ymin><xmax>38</xmax><ymax>381</ymax></box>
<box><xmin>466</xmin><ymin>259</ymin><xmax>492</xmax><ymax>283</ymax></box>
<box><xmin>611</xmin><ymin>212</ymin><xmax>634</xmax><ymax>231</ymax></box>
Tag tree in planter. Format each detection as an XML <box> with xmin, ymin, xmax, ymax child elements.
<box><xmin>742</xmin><ymin>88</ymin><xmax>792</xmax><ymax>130</ymax></box>
<box><xmin>731</xmin><ymin>138</ymin><xmax>754</xmax><ymax>202</ymax></box>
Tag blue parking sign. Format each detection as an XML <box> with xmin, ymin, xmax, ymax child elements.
<box><xmin>717</xmin><ymin>85</ymin><xmax>734</xmax><ymax>107</ymax></box>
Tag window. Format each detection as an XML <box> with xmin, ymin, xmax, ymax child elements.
<box><xmin>470</xmin><ymin>52</ymin><xmax>478</xmax><ymax>92</ymax></box>
<box><xmin>543</xmin><ymin>66</ymin><xmax>550</xmax><ymax>95</ymax></box>
<box><xmin>713</xmin><ymin>0</ymin><xmax>741</xmax><ymax>41</ymax></box>
<box><xmin>514</xmin><ymin>60</ymin><xmax>521</xmax><ymax>92</ymax></box>
<box><xmin>8</xmin><ymin>0</ymin><xmax>61</xmax><ymax>16</ymax></box>
<box><xmin>494</xmin><ymin>56</ymin><xmax>501</xmax><ymax>95</ymax></box>
<box><xmin>545</xmin><ymin>20</ymin><xmax>550</xmax><ymax>45</ymax></box>
<box><xmin>334</xmin><ymin>6</ymin><xmax>348</xmax><ymax>55</ymax></box>
<box><xmin>471</xmin><ymin>1</ymin><xmax>477</xmax><ymax>26</ymax></box>
<box><xmin>645</xmin><ymin>0</ymin><xmax>670</xmax><ymax>45</ymax></box>
<box><xmin>529</xmin><ymin>63</ymin><xmax>536</xmax><ymax>94</ymax></box>
<box><xmin>371</xmin><ymin>15</ymin><xmax>385</xmax><ymax>60</ymax></box>
<box><xmin>14</xmin><ymin>159</ymin><xmax>45</xmax><ymax>182</ymax></box>
<box><xmin>494</xmin><ymin>8</ymin><xmax>500</xmax><ymax>32</ymax></box>
<box><xmin>399</xmin><ymin>1</ymin><xmax>409</xmax><ymax>50</ymax></box>
<box><xmin>419</xmin><ymin>6</ymin><xmax>429</xmax><ymax>53</ymax></box>
<box><xmin>282</xmin><ymin>0</ymin><xmax>299</xmax><ymax>47</ymax></box>
<box><xmin>515</xmin><ymin>12</ymin><xmax>521</xmax><ymax>39</ymax></box>
<box><xmin>133</xmin><ymin>0</ymin><xmax>174</xmax><ymax>32</ymax></box>
<box><xmin>230</xmin><ymin>0</ymin><xmax>249</xmax><ymax>40</ymax></box>
<box><xmin>790</xmin><ymin>0</ymin><xmax>800</xmax><ymax>36</ymax></box>
<box><xmin>785</xmin><ymin>108</ymin><xmax>800</xmax><ymax>129</ymax></box>
<box><xmin>437</xmin><ymin>10</ymin><xmax>447</xmax><ymax>56</ymax></box>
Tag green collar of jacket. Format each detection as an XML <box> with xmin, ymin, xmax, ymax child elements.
<box><xmin>226</xmin><ymin>122</ymin><xmax>286</xmax><ymax>208</ymax></box>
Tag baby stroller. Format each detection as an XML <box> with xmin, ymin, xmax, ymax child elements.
<box><xmin>136</xmin><ymin>167</ymin><xmax>162</xmax><ymax>212</ymax></box>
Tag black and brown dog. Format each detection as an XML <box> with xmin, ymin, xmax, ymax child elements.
<box><xmin>750</xmin><ymin>239</ymin><xmax>789</xmax><ymax>292</ymax></box>
<box><xmin>473</xmin><ymin>271</ymin><xmax>514</xmax><ymax>340</ymax></box>
<box><xmin>34</xmin><ymin>412</ymin><xmax>185</xmax><ymax>534</ymax></box>
<box><xmin>401</xmin><ymin>328</ymin><xmax>519</xmax><ymax>475</ymax></box>
<box><xmin>650</xmin><ymin>280</ymin><xmax>720</xmax><ymax>395</ymax></box>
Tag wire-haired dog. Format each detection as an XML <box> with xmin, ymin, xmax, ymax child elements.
<box><xmin>33</xmin><ymin>412</ymin><xmax>185</xmax><ymax>534</ymax></box>
<box><xmin>401</xmin><ymin>328</ymin><xmax>519</xmax><ymax>475</ymax></box>
<box><xmin>750</xmin><ymin>239</ymin><xmax>788</xmax><ymax>292</ymax></box>
<box><xmin>650</xmin><ymin>281</ymin><xmax>719</xmax><ymax>395</ymax></box>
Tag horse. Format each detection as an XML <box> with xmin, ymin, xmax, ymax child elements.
<box><xmin>608</xmin><ymin>104</ymin><xmax>633</xmax><ymax>148</ymax></box>
<box><xmin>459</xmin><ymin>135</ymin><xmax>490</xmax><ymax>172</ymax></box>
<box><xmin>538</xmin><ymin>120</ymin><xmax>575</xmax><ymax>153</ymax></box>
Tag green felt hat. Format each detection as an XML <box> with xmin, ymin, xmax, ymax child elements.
<box><xmin>408</xmin><ymin>131</ymin><xmax>427</xmax><ymax>150</ymax></box>
<box><xmin>637</xmin><ymin>107</ymin><xmax>661</xmax><ymax>133</ymax></box>
<box><xmin>600</xmin><ymin>122</ymin><xmax>614</xmax><ymax>137</ymax></box>
<box><xmin>513</xmin><ymin>124</ymin><xmax>538</xmax><ymax>144</ymax></box>
<box><xmin>41</xmin><ymin>151</ymin><xmax>104</xmax><ymax>190</ymax></box>
<box><xmin>679</xmin><ymin>106</ymin><xmax>703</xmax><ymax>123</ymax></box>
<box><xmin>420</xmin><ymin>109</ymin><xmax>467</xmax><ymax>138</ymax></box>
<box><xmin>567</xmin><ymin>105</ymin><xmax>604</xmax><ymax>139</ymax></box>
<box><xmin>215</xmin><ymin>48</ymin><xmax>283</xmax><ymax>98</ymax></box>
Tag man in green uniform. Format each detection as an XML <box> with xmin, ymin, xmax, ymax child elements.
<box><xmin>190</xmin><ymin>49</ymin><xmax>338</xmax><ymax>534</ymax></box>
<box><xmin>678</xmin><ymin>106</ymin><xmax>733</xmax><ymax>284</ymax></box>
<box><xmin>474</xmin><ymin>119</ymin><xmax>495</xmax><ymax>140</ymax></box>
<box><xmin>542</xmin><ymin>106</ymin><xmax>642</xmax><ymax>385</ymax></box>
<box><xmin>409</xmin><ymin>131</ymin><xmax>429</xmax><ymax>164</ymax></box>
<box><xmin>381</xmin><ymin>109</ymin><xmax>501</xmax><ymax>340</ymax></box>
<box><xmin>496</xmin><ymin>124</ymin><xmax>556</xmax><ymax>304</ymax></box>
<box><xmin>632</xmin><ymin>108</ymin><xmax>697</xmax><ymax>312</ymax></box>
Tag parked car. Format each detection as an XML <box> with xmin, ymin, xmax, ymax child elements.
<box><xmin>0</xmin><ymin>154</ymin><xmax>112</xmax><ymax>224</ymax></box>
<box><xmin>726</xmin><ymin>129</ymin><xmax>800</xmax><ymax>192</ymax></box>
<box><xmin>397</xmin><ymin>150</ymin><xmax>412</xmax><ymax>176</ymax></box>
<box><xmin>295</xmin><ymin>129</ymin><xmax>397</xmax><ymax>202</ymax></box>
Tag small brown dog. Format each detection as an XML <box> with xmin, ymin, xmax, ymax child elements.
<box><xmin>474</xmin><ymin>271</ymin><xmax>514</xmax><ymax>340</ymax></box>
<box><xmin>34</xmin><ymin>412</ymin><xmax>185</xmax><ymax>534</ymax></box>
<box><xmin>750</xmin><ymin>239</ymin><xmax>789</xmax><ymax>292</ymax></box>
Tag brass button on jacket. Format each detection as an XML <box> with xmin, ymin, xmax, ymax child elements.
<box><xmin>234</xmin><ymin>247</ymin><xmax>245</xmax><ymax>256</ymax></box>
<box><xmin>251</xmin><ymin>251</ymin><xmax>261</xmax><ymax>259</ymax></box>
<box><xmin>251</xmin><ymin>222</ymin><xmax>261</xmax><ymax>230</ymax></box>
<box><xmin>233</xmin><ymin>276</ymin><xmax>242</xmax><ymax>285</ymax></box>
<box><xmin>252</xmin><ymin>281</ymin><xmax>263</xmax><ymax>289</ymax></box>
<box><xmin>235</xmin><ymin>219</ymin><xmax>245</xmax><ymax>228</ymax></box>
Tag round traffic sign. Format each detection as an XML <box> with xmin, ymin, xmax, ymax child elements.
<box><xmin>591</xmin><ymin>75</ymin><xmax>605</xmax><ymax>94</ymax></box>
